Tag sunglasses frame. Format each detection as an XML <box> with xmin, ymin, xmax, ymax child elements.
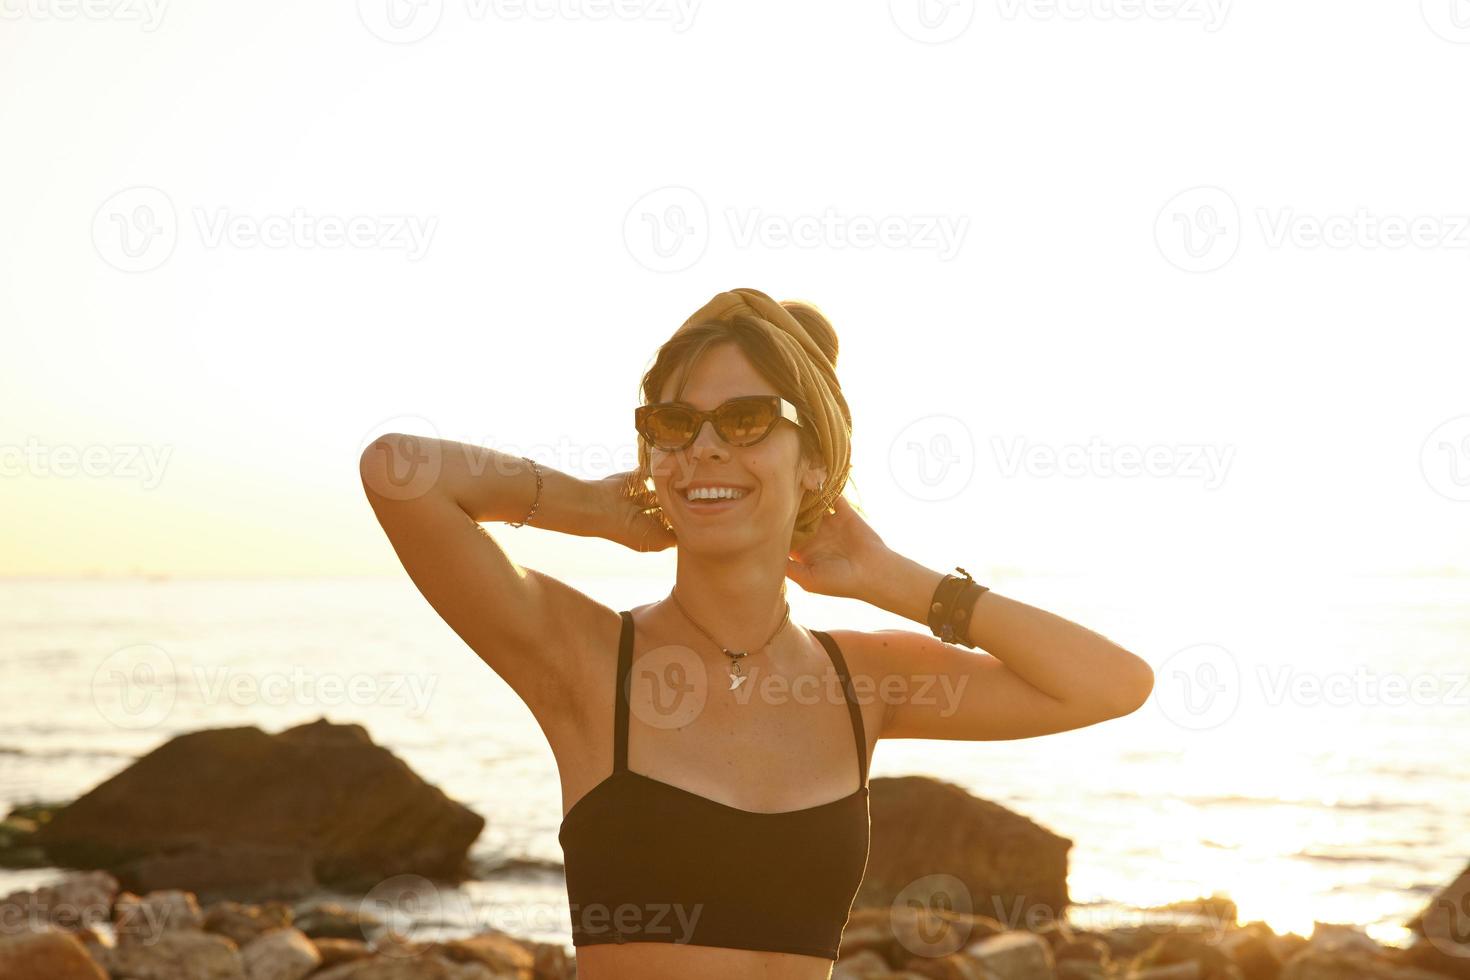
<box><xmin>634</xmin><ymin>395</ymin><xmax>802</xmax><ymax>451</ymax></box>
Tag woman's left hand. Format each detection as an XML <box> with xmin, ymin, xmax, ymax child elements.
<box><xmin>786</xmin><ymin>494</ymin><xmax>892</xmax><ymax>600</ymax></box>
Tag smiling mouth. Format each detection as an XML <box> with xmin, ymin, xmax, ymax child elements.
<box><xmin>678</xmin><ymin>489</ymin><xmax>753</xmax><ymax>514</ymax></box>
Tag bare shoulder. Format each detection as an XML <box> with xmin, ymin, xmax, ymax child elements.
<box><xmin>814</xmin><ymin>627</ymin><xmax>896</xmax><ymax>747</ymax></box>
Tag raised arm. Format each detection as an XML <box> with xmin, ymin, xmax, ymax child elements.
<box><xmin>357</xmin><ymin>433</ymin><xmax>668</xmax><ymax>716</ymax></box>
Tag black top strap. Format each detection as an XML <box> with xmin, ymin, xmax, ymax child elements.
<box><xmin>812</xmin><ymin>629</ymin><xmax>868</xmax><ymax>788</ymax></box>
<box><xmin>613</xmin><ymin>610</ymin><xmax>633</xmax><ymax>774</ymax></box>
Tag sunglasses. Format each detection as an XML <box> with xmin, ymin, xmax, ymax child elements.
<box><xmin>634</xmin><ymin>395</ymin><xmax>802</xmax><ymax>451</ymax></box>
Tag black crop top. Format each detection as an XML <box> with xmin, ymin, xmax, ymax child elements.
<box><xmin>557</xmin><ymin>610</ymin><xmax>871</xmax><ymax>960</ymax></box>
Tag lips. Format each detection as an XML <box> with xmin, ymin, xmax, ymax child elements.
<box><xmin>678</xmin><ymin>488</ymin><xmax>753</xmax><ymax>515</ymax></box>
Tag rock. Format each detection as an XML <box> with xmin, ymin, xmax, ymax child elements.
<box><xmin>292</xmin><ymin>900</ymin><xmax>382</xmax><ymax>940</ymax></box>
<box><xmin>309</xmin><ymin>950</ymin><xmax>501</xmax><ymax>979</ymax></box>
<box><xmin>240</xmin><ymin>927</ymin><xmax>320</xmax><ymax>980</ymax></box>
<box><xmin>430</xmin><ymin>931</ymin><xmax>535</xmax><ymax>977</ymax></box>
<box><xmin>0</xmin><ymin>870</ymin><xmax>118</xmax><ymax>936</ymax></box>
<box><xmin>1306</xmin><ymin>922</ymin><xmax>1384</xmax><ymax>957</ymax></box>
<box><xmin>1056</xmin><ymin>961</ymin><xmax>1106</xmax><ymax>980</ymax></box>
<box><xmin>115</xmin><ymin>842</ymin><xmax>318</xmax><ymax>902</ymax></box>
<box><xmin>1054</xmin><ymin>936</ymin><xmax>1111</xmax><ymax>966</ymax></box>
<box><xmin>962</xmin><ymin>930</ymin><xmax>1056</xmax><ymax>980</ymax></box>
<box><xmin>1219</xmin><ymin>923</ymin><xmax>1283</xmax><ymax>980</ymax></box>
<box><xmin>0</xmin><ymin>928</ymin><xmax>108</xmax><ymax>980</ymax></box>
<box><xmin>1129</xmin><ymin>933</ymin><xmax>1244</xmax><ymax>980</ymax></box>
<box><xmin>856</xmin><ymin>776</ymin><xmax>1072</xmax><ymax>929</ymax></box>
<box><xmin>0</xmin><ymin>813</ymin><xmax>49</xmax><ymax>869</ymax></box>
<box><xmin>832</xmin><ymin>948</ymin><xmax>892</xmax><ymax>978</ymax></box>
<box><xmin>99</xmin><ymin>928</ymin><xmax>247</xmax><ymax>980</ymax></box>
<box><xmin>840</xmin><ymin>904</ymin><xmax>1007</xmax><ymax>965</ymax></box>
<box><xmin>1406</xmin><ymin>862</ymin><xmax>1468</xmax><ymax>938</ymax></box>
<box><xmin>1280</xmin><ymin>948</ymin><xmax>1452</xmax><ymax>980</ymax></box>
<box><xmin>525</xmin><ymin>938</ymin><xmax>574</xmax><ymax>980</ymax></box>
<box><xmin>114</xmin><ymin>889</ymin><xmax>204</xmax><ymax>940</ymax></box>
<box><xmin>203</xmin><ymin>900</ymin><xmax>295</xmax><ymax>946</ymax></box>
<box><xmin>892</xmin><ymin>953</ymin><xmax>989</xmax><ymax>980</ymax></box>
<box><xmin>313</xmin><ymin>937</ymin><xmax>373</xmax><ymax>968</ymax></box>
<box><xmin>35</xmin><ymin>719</ymin><xmax>485</xmax><ymax>895</ymax></box>
<box><xmin>1404</xmin><ymin>862</ymin><xmax>1470</xmax><ymax>979</ymax></box>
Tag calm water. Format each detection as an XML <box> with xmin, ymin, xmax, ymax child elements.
<box><xmin>1</xmin><ymin>573</ymin><xmax>1465</xmax><ymax>949</ymax></box>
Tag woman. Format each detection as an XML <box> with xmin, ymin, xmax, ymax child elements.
<box><xmin>359</xmin><ymin>287</ymin><xmax>1154</xmax><ymax>980</ymax></box>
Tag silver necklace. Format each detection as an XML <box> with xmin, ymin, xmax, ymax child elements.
<box><xmin>667</xmin><ymin>588</ymin><xmax>790</xmax><ymax>692</ymax></box>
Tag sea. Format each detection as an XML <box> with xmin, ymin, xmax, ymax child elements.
<box><xmin>1</xmin><ymin>572</ymin><xmax>1465</xmax><ymax>951</ymax></box>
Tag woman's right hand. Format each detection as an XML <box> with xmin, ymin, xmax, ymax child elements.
<box><xmin>587</xmin><ymin>470</ymin><xmax>678</xmax><ymax>553</ymax></box>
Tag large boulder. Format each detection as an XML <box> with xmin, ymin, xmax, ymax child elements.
<box><xmin>35</xmin><ymin>719</ymin><xmax>484</xmax><ymax>896</ymax></box>
<box><xmin>856</xmin><ymin>776</ymin><xmax>1072</xmax><ymax>927</ymax></box>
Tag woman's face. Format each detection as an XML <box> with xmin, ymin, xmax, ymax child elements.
<box><xmin>650</xmin><ymin>343</ymin><xmax>825</xmax><ymax>549</ymax></box>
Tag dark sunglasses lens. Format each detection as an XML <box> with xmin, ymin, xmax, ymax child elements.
<box><xmin>644</xmin><ymin>407</ymin><xmax>697</xmax><ymax>449</ymax></box>
<box><xmin>716</xmin><ymin>399</ymin><xmax>778</xmax><ymax>445</ymax></box>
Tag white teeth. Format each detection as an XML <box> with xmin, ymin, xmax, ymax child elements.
<box><xmin>686</xmin><ymin>486</ymin><xmax>748</xmax><ymax>502</ymax></box>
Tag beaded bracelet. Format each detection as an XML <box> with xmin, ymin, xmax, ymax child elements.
<box><xmin>926</xmin><ymin>566</ymin><xmax>990</xmax><ymax>648</ymax></box>
<box><xmin>507</xmin><ymin>457</ymin><xmax>543</xmax><ymax>527</ymax></box>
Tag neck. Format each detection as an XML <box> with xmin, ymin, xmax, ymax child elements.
<box><xmin>667</xmin><ymin>551</ymin><xmax>793</xmax><ymax>655</ymax></box>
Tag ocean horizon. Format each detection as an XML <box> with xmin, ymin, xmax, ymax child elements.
<box><xmin>2</xmin><ymin>570</ymin><xmax>1465</xmax><ymax>950</ymax></box>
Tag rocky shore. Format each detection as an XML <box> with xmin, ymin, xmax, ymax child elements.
<box><xmin>1</xmin><ymin>718</ymin><xmax>1464</xmax><ymax>979</ymax></box>
<box><xmin>1</xmin><ymin>867</ymin><xmax>1466</xmax><ymax>980</ymax></box>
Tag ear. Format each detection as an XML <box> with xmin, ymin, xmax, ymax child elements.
<box><xmin>802</xmin><ymin>462</ymin><xmax>829</xmax><ymax>494</ymax></box>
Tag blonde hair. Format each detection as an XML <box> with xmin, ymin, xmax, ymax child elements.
<box><xmin>624</xmin><ymin>287</ymin><xmax>855</xmax><ymax>553</ymax></box>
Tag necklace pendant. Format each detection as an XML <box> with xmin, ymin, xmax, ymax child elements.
<box><xmin>729</xmin><ymin>673</ymin><xmax>747</xmax><ymax>690</ymax></box>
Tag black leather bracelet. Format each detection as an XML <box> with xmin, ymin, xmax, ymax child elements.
<box><xmin>927</xmin><ymin>567</ymin><xmax>991</xmax><ymax>648</ymax></box>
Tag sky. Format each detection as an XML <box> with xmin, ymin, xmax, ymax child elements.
<box><xmin>2</xmin><ymin>0</ymin><xmax>1468</xmax><ymax>586</ymax></box>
